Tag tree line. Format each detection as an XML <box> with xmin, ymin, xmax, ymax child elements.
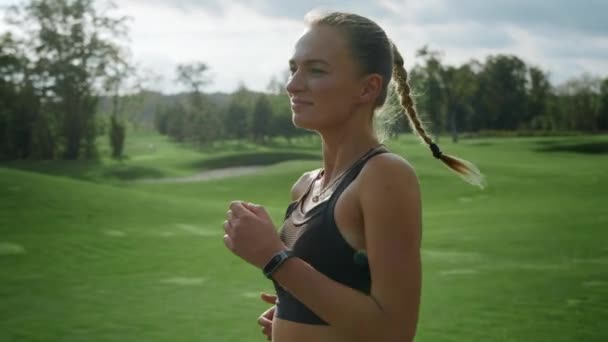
<box><xmin>154</xmin><ymin>48</ymin><xmax>608</xmax><ymax>147</ymax></box>
<box><xmin>2</xmin><ymin>0</ymin><xmax>608</xmax><ymax>162</ymax></box>
<box><xmin>409</xmin><ymin>47</ymin><xmax>608</xmax><ymax>142</ymax></box>
<box><xmin>153</xmin><ymin>69</ymin><xmax>303</xmax><ymax>147</ymax></box>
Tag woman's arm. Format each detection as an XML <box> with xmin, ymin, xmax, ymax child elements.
<box><xmin>271</xmin><ymin>154</ymin><xmax>422</xmax><ymax>342</ymax></box>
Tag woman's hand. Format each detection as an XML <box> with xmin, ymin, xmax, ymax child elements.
<box><xmin>223</xmin><ymin>201</ymin><xmax>287</xmax><ymax>269</ymax></box>
<box><xmin>257</xmin><ymin>292</ymin><xmax>278</xmax><ymax>341</ymax></box>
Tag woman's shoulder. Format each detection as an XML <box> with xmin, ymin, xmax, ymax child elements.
<box><xmin>358</xmin><ymin>151</ymin><xmax>419</xmax><ymax>192</ymax></box>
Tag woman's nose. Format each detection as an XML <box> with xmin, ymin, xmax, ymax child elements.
<box><xmin>285</xmin><ymin>71</ymin><xmax>304</xmax><ymax>94</ymax></box>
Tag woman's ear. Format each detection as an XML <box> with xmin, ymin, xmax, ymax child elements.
<box><xmin>357</xmin><ymin>74</ymin><xmax>383</xmax><ymax>105</ymax></box>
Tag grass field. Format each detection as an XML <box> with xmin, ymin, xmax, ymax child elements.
<box><xmin>1</xmin><ymin>132</ymin><xmax>607</xmax><ymax>341</ymax></box>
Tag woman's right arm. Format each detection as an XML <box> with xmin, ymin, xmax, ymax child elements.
<box><xmin>256</xmin><ymin>169</ymin><xmax>316</xmax><ymax>340</ymax></box>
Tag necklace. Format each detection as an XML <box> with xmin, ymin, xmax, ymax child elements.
<box><xmin>310</xmin><ymin>168</ymin><xmax>348</xmax><ymax>203</ymax></box>
<box><xmin>311</xmin><ymin>144</ymin><xmax>383</xmax><ymax>203</ymax></box>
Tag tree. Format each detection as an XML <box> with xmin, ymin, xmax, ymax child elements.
<box><xmin>415</xmin><ymin>46</ymin><xmax>447</xmax><ymax>140</ymax></box>
<box><xmin>598</xmin><ymin>78</ymin><xmax>608</xmax><ymax>131</ymax></box>
<box><xmin>442</xmin><ymin>63</ymin><xmax>478</xmax><ymax>142</ymax></box>
<box><xmin>266</xmin><ymin>70</ymin><xmax>290</xmax><ymax>95</ymax></box>
<box><xmin>6</xmin><ymin>0</ymin><xmax>131</xmax><ymax>160</ymax></box>
<box><xmin>0</xmin><ymin>32</ymin><xmax>28</xmax><ymax>159</ymax></box>
<box><xmin>167</xmin><ymin>103</ymin><xmax>187</xmax><ymax>142</ymax></box>
<box><xmin>252</xmin><ymin>94</ymin><xmax>273</xmax><ymax>143</ymax></box>
<box><xmin>556</xmin><ymin>74</ymin><xmax>602</xmax><ymax>132</ymax></box>
<box><xmin>527</xmin><ymin>66</ymin><xmax>551</xmax><ymax>130</ymax></box>
<box><xmin>224</xmin><ymin>84</ymin><xmax>252</xmax><ymax>141</ymax></box>
<box><xmin>477</xmin><ymin>55</ymin><xmax>529</xmax><ymax>131</ymax></box>
<box><xmin>177</xmin><ymin>63</ymin><xmax>210</xmax><ymax>94</ymax></box>
<box><xmin>268</xmin><ymin>94</ymin><xmax>298</xmax><ymax>143</ymax></box>
<box><xmin>109</xmin><ymin>113</ymin><xmax>125</xmax><ymax>158</ymax></box>
<box><xmin>174</xmin><ymin>62</ymin><xmax>221</xmax><ymax>146</ymax></box>
<box><xmin>104</xmin><ymin>63</ymin><xmax>137</xmax><ymax>159</ymax></box>
<box><xmin>154</xmin><ymin>105</ymin><xmax>170</xmax><ymax>135</ymax></box>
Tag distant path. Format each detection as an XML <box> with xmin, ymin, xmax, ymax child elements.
<box><xmin>135</xmin><ymin>165</ymin><xmax>266</xmax><ymax>184</ymax></box>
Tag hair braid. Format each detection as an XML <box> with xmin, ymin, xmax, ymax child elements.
<box><xmin>391</xmin><ymin>47</ymin><xmax>433</xmax><ymax>146</ymax></box>
<box><xmin>303</xmin><ymin>10</ymin><xmax>485</xmax><ymax>188</ymax></box>
<box><xmin>391</xmin><ymin>43</ymin><xmax>486</xmax><ymax>188</ymax></box>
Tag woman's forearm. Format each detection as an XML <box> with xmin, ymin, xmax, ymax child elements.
<box><xmin>271</xmin><ymin>257</ymin><xmax>406</xmax><ymax>341</ymax></box>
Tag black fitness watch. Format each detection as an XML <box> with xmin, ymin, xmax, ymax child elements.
<box><xmin>263</xmin><ymin>249</ymin><xmax>294</xmax><ymax>279</ymax></box>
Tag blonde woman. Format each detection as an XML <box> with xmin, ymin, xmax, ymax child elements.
<box><xmin>223</xmin><ymin>11</ymin><xmax>483</xmax><ymax>342</ymax></box>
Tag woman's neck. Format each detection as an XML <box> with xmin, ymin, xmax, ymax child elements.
<box><xmin>318</xmin><ymin>123</ymin><xmax>379</xmax><ymax>188</ymax></box>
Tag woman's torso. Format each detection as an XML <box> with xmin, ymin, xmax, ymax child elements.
<box><xmin>272</xmin><ymin>317</ymin><xmax>351</xmax><ymax>342</ymax></box>
<box><xmin>271</xmin><ymin>151</ymin><xmax>383</xmax><ymax>342</ymax></box>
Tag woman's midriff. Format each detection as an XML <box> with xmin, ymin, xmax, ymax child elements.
<box><xmin>272</xmin><ymin>317</ymin><xmax>353</xmax><ymax>342</ymax></box>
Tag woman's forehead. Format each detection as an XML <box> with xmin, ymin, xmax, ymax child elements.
<box><xmin>290</xmin><ymin>26</ymin><xmax>350</xmax><ymax>63</ymax></box>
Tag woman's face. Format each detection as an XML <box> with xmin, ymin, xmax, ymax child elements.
<box><xmin>285</xmin><ymin>25</ymin><xmax>364</xmax><ymax>131</ymax></box>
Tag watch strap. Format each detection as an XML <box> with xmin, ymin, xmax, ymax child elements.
<box><xmin>263</xmin><ymin>249</ymin><xmax>294</xmax><ymax>279</ymax></box>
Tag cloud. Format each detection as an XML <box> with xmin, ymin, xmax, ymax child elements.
<box><xmin>376</xmin><ymin>0</ymin><xmax>608</xmax><ymax>84</ymax></box>
<box><xmin>400</xmin><ymin>0</ymin><xmax>608</xmax><ymax>37</ymax></box>
<box><xmin>117</xmin><ymin>0</ymin><xmax>608</xmax><ymax>91</ymax></box>
<box><xmin>118</xmin><ymin>0</ymin><xmax>306</xmax><ymax>93</ymax></box>
<box><xmin>419</xmin><ymin>22</ymin><xmax>515</xmax><ymax>49</ymax></box>
<box><xmin>2</xmin><ymin>0</ymin><xmax>607</xmax><ymax>92</ymax></box>
<box><xmin>128</xmin><ymin>0</ymin><xmax>392</xmax><ymax>20</ymax></box>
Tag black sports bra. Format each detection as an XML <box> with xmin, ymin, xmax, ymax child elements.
<box><xmin>271</xmin><ymin>145</ymin><xmax>389</xmax><ymax>325</ymax></box>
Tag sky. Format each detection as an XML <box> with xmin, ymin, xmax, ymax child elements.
<box><xmin>1</xmin><ymin>0</ymin><xmax>607</xmax><ymax>94</ymax></box>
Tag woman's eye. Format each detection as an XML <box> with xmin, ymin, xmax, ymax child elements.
<box><xmin>311</xmin><ymin>68</ymin><xmax>325</xmax><ymax>75</ymax></box>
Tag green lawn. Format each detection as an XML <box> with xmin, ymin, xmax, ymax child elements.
<box><xmin>1</xmin><ymin>132</ymin><xmax>607</xmax><ymax>341</ymax></box>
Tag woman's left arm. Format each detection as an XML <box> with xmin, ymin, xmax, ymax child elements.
<box><xmin>271</xmin><ymin>155</ymin><xmax>422</xmax><ymax>341</ymax></box>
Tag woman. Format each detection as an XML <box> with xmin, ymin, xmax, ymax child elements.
<box><xmin>222</xmin><ymin>11</ymin><xmax>484</xmax><ymax>342</ymax></box>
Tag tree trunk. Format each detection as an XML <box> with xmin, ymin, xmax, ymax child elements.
<box><xmin>450</xmin><ymin>110</ymin><xmax>459</xmax><ymax>143</ymax></box>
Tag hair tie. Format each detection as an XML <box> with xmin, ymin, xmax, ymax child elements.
<box><xmin>430</xmin><ymin>143</ymin><xmax>443</xmax><ymax>159</ymax></box>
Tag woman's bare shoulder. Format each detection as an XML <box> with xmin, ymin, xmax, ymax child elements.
<box><xmin>358</xmin><ymin>152</ymin><xmax>419</xmax><ymax>191</ymax></box>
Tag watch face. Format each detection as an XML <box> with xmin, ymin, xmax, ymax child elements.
<box><xmin>264</xmin><ymin>251</ymin><xmax>292</xmax><ymax>278</ymax></box>
<box><xmin>265</xmin><ymin>254</ymin><xmax>282</xmax><ymax>271</ymax></box>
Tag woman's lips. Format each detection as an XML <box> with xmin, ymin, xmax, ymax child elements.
<box><xmin>290</xmin><ymin>98</ymin><xmax>313</xmax><ymax>110</ymax></box>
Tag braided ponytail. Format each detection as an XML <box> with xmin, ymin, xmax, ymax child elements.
<box><xmin>391</xmin><ymin>44</ymin><xmax>486</xmax><ymax>188</ymax></box>
<box><xmin>304</xmin><ymin>11</ymin><xmax>485</xmax><ymax>188</ymax></box>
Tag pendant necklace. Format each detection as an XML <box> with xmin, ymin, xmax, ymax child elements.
<box><xmin>311</xmin><ymin>168</ymin><xmax>348</xmax><ymax>203</ymax></box>
<box><xmin>311</xmin><ymin>144</ymin><xmax>382</xmax><ymax>203</ymax></box>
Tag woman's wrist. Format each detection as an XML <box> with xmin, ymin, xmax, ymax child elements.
<box><xmin>263</xmin><ymin>249</ymin><xmax>295</xmax><ymax>279</ymax></box>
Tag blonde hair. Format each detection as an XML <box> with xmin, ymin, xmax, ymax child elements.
<box><xmin>305</xmin><ymin>11</ymin><xmax>485</xmax><ymax>188</ymax></box>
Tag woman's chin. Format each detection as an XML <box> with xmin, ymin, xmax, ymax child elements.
<box><xmin>292</xmin><ymin>112</ymin><xmax>316</xmax><ymax>130</ymax></box>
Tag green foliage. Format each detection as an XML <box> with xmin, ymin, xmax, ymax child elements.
<box><xmin>176</xmin><ymin>62</ymin><xmax>210</xmax><ymax>94</ymax></box>
<box><xmin>599</xmin><ymin>78</ymin><xmax>608</xmax><ymax>130</ymax></box>
<box><xmin>252</xmin><ymin>94</ymin><xmax>273</xmax><ymax>143</ymax></box>
<box><xmin>474</xmin><ymin>55</ymin><xmax>529</xmax><ymax>131</ymax></box>
<box><xmin>0</xmin><ymin>32</ymin><xmax>36</xmax><ymax>160</ymax></box>
<box><xmin>166</xmin><ymin>103</ymin><xmax>188</xmax><ymax>143</ymax></box>
<box><xmin>409</xmin><ymin>52</ymin><xmax>607</xmax><ymax>141</ymax></box>
<box><xmin>0</xmin><ymin>0</ymin><xmax>132</xmax><ymax>161</ymax></box>
<box><xmin>224</xmin><ymin>85</ymin><xmax>253</xmax><ymax>141</ymax></box>
<box><xmin>109</xmin><ymin>114</ymin><xmax>125</xmax><ymax>159</ymax></box>
<box><xmin>441</xmin><ymin>64</ymin><xmax>478</xmax><ymax>142</ymax></box>
<box><xmin>414</xmin><ymin>47</ymin><xmax>447</xmax><ymax>139</ymax></box>
<box><xmin>527</xmin><ymin>66</ymin><xmax>551</xmax><ymax>129</ymax></box>
<box><xmin>556</xmin><ymin>74</ymin><xmax>603</xmax><ymax>132</ymax></box>
<box><xmin>160</xmin><ymin>62</ymin><xmax>224</xmax><ymax>147</ymax></box>
<box><xmin>1</xmin><ymin>134</ymin><xmax>607</xmax><ymax>341</ymax></box>
<box><xmin>2</xmin><ymin>2</ymin><xmax>608</xmax><ymax>163</ymax></box>
<box><xmin>154</xmin><ymin>105</ymin><xmax>170</xmax><ymax>136</ymax></box>
<box><xmin>267</xmin><ymin>94</ymin><xmax>300</xmax><ymax>143</ymax></box>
